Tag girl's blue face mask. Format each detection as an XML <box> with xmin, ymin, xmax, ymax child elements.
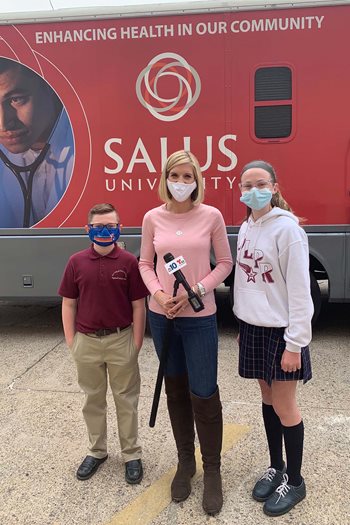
<box><xmin>240</xmin><ymin>187</ymin><xmax>272</xmax><ymax>211</ymax></box>
<box><xmin>88</xmin><ymin>224</ymin><xmax>120</xmax><ymax>246</ymax></box>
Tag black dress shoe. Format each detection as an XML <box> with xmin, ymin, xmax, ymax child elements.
<box><xmin>252</xmin><ymin>463</ymin><xmax>286</xmax><ymax>502</ymax></box>
<box><xmin>125</xmin><ymin>459</ymin><xmax>143</xmax><ymax>484</ymax></box>
<box><xmin>76</xmin><ymin>455</ymin><xmax>108</xmax><ymax>480</ymax></box>
<box><xmin>263</xmin><ymin>474</ymin><xmax>306</xmax><ymax>516</ymax></box>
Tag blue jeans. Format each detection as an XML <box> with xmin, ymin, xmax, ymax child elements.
<box><xmin>148</xmin><ymin>310</ymin><xmax>218</xmax><ymax>398</ymax></box>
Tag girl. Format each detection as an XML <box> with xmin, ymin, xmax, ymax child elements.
<box><xmin>234</xmin><ymin>160</ymin><xmax>313</xmax><ymax>517</ymax></box>
<box><xmin>139</xmin><ymin>150</ymin><xmax>232</xmax><ymax>515</ymax></box>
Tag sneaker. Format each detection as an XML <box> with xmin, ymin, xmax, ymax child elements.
<box><xmin>263</xmin><ymin>473</ymin><xmax>306</xmax><ymax>517</ymax></box>
<box><xmin>252</xmin><ymin>463</ymin><xmax>286</xmax><ymax>502</ymax></box>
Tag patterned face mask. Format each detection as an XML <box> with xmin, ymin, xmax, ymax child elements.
<box><xmin>88</xmin><ymin>224</ymin><xmax>120</xmax><ymax>246</ymax></box>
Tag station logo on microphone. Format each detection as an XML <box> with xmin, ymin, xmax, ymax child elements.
<box><xmin>165</xmin><ymin>256</ymin><xmax>187</xmax><ymax>275</ymax></box>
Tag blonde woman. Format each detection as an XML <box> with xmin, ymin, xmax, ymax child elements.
<box><xmin>139</xmin><ymin>150</ymin><xmax>232</xmax><ymax>516</ymax></box>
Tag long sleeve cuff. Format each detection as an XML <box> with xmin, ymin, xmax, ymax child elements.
<box><xmin>284</xmin><ymin>340</ymin><xmax>302</xmax><ymax>353</ymax></box>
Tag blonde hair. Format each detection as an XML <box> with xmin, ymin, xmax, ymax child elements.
<box><xmin>158</xmin><ymin>150</ymin><xmax>204</xmax><ymax>205</ymax></box>
<box><xmin>240</xmin><ymin>160</ymin><xmax>293</xmax><ymax>220</ymax></box>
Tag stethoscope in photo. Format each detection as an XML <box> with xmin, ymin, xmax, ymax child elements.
<box><xmin>0</xmin><ymin>110</ymin><xmax>62</xmax><ymax>227</ymax></box>
<box><xmin>0</xmin><ymin>143</ymin><xmax>50</xmax><ymax>227</ymax></box>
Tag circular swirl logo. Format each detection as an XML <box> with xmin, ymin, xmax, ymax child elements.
<box><xmin>136</xmin><ymin>52</ymin><xmax>201</xmax><ymax>122</ymax></box>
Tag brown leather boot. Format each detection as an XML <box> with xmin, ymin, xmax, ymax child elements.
<box><xmin>191</xmin><ymin>387</ymin><xmax>223</xmax><ymax>516</ymax></box>
<box><xmin>165</xmin><ymin>374</ymin><xmax>196</xmax><ymax>502</ymax></box>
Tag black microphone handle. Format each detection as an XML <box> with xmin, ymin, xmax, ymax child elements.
<box><xmin>172</xmin><ymin>269</ymin><xmax>193</xmax><ymax>293</ymax></box>
<box><xmin>173</xmin><ymin>270</ymin><xmax>205</xmax><ymax>312</ymax></box>
<box><xmin>163</xmin><ymin>252</ymin><xmax>204</xmax><ymax>312</ymax></box>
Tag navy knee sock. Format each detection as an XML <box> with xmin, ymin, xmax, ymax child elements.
<box><xmin>283</xmin><ymin>420</ymin><xmax>304</xmax><ymax>486</ymax></box>
<box><xmin>262</xmin><ymin>403</ymin><xmax>284</xmax><ymax>471</ymax></box>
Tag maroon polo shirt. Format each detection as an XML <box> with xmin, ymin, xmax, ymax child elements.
<box><xmin>58</xmin><ymin>244</ymin><xmax>149</xmax><ymax>333</ymax></box>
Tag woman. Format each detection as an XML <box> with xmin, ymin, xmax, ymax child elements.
<box><xmin>139</xmin><ymin>150</ymin><xmax>232</xmax><ymax>516</ymax></box>
<box><xmin>234</xmin><ymin>160</ymin><xmax>313</xmax><ymax>517</ymax></box>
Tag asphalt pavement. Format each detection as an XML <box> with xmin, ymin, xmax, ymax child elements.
<box><xmin>0</xmin><ymin>292</ymin><xmax>349</xmax><ymax>525</ymax></box>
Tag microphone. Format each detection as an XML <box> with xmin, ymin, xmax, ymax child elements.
<box><xmin>163</xmin><ymin>253</ymin><xmax>205</xmax><ymax>313</ymax></box>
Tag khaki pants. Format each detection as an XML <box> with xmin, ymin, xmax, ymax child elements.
<box><xmin>70</xmin><ymin>327</ymin><xmax>141</xmax><ymax>462</ymax></box>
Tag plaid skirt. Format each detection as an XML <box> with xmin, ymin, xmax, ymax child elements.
<box><xmin>238</xmin><ymin>320</ymin><xmax>312</xmax><ymax>386</ymax></box>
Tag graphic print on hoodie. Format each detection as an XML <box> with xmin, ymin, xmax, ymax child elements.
<box><xmin>233</xmin><ymin>207</ymin><xmax>314</xmax><ymax>353</ymax></box>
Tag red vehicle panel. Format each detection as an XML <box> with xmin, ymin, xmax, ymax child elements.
<box><xmin>0</xmin><ymin>1</ymin><xmax>349</xmax><ymax>307</ymax></box>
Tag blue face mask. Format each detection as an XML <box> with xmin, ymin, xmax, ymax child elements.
<box><xmin>240</xmin><ymin>187</ymin><xmax>272</xmax><ymax>211</ymax></box>
<box><xmin>88</xmin><ymin>225</ymin><xmax>120</xmax><ymax>246</ymax></box>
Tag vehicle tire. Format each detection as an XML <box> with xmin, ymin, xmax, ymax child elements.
<box><xmin>310</xmin><ymin>272</ymin><xmax>321</xmax><ymax>325</ymax></box>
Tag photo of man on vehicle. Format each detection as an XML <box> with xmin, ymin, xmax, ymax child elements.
<box><xmin>0</xmin><ymin>58</ymin><xmax>74</xmax><ymax>228</ymax></box>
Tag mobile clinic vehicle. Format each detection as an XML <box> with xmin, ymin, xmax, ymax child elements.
<box><xmin>0</xmin><ymin>0</ymin><xmax>349</xmax><ymax>321</ymax></box>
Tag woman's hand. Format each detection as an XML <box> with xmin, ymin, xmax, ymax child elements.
<box><xmin>154</xmin><ymin>290</ymin><xmax>190</xmax><ymax>318</ymax></box>
<box><xmin>153</xmin><ymin>290</ymin><xmax>182</xmax><ymax>319</ymax></box>
<box><xmin>281</xmin><ymin>349</ymin><xmax>301</xmax><ymax>373</ymax></box>
<box><xmin>165</xmin><ymin>293</ymin><xmax>189</xmax><ymax>318</ymax></box>
<box><xmin>153</xmin><ymin>290</ymin><xmax>173</xmax><ymax>311</ymax></box>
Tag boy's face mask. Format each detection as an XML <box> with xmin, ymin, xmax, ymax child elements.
<box><xmin>87</xmin><ymin>224</ymin><xmax>120</xmax><ymax>247</ymax></box>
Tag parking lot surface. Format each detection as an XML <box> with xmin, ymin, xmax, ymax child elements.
<box><xmin>1</xmin><ymin>293</ymin><xmax>349</xmax><ymax>525</ymax></box>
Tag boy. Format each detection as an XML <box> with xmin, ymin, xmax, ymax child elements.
<box><xmin>59</xmin><ymin>203</ymin><xmax>149</xmax><ymax>484</ymax></box>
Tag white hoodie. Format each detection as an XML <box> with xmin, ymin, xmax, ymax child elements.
<box><xmin>233</xmin><ymin>207</ymin><xmax>313</xmax><ymax>353</ymax></box>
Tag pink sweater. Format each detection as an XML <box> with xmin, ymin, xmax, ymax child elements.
<box><xmin>139</xmin><ymin>203</ymin><xmax>233</xmax><ymax>317</ymax></box>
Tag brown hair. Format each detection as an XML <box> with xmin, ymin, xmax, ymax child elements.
<box><xmin>158</xmin><ymin>150</ymin><xmax>204</xmax><ymax>205</ymax></box>
<box><xmin>240</xmin><ymin>160</ymin><xmax>293</xmax><ymax>220</ymax></box>
<box><xmin>87</xmin><ymin>203</ymin><xmax>118</xmax><ymax>223</ymax></box>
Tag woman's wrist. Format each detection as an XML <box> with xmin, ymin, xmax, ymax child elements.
<box><xmin>153</xmin><ymin>289</ymin><xmax>167</xmax><ymax>307</ymax></box>
<box><xmin>191</xmin><ymin>282</ymin><xmax>206</xmax><ymax>297</ymax></box>
<box><xmin>196</xmin><ymin>282</ymin><xmax>206</xmax><ymax>296</ymax></box>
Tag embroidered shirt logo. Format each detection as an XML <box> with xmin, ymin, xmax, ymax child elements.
<box><xmin>112</xmin><ymin>270</ymin><xmax>127</xmax><ymax>280</ymax></box>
